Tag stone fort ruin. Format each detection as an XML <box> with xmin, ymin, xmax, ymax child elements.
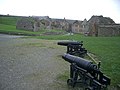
<box><xmin>16</xmin><ymin>15</ymin><xmax>120</xmax><ymax>36</ymax></box>
<box><xmin>83</xmin><ymin>15</ymin><xmax>120</xmax><ymax>37</ymax></box>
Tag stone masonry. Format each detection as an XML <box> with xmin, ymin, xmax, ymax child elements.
<box><xmin>16</xmin><ymin>17</ymin><xmax>34</xmax><ymax>31</ymax></box>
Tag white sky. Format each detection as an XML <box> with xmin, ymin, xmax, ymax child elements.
<box><xmin>0</xmin><ymin>0</ymin><xmax>120</xmax><ymax>23</ymax></box>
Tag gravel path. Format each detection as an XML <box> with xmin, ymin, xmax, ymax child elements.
<box><xmin>0</xmin><ymin>34</ymin><xmax>85</xmax><ymax>90</ymax></box>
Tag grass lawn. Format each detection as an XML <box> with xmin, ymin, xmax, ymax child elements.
<box><xmin>34</xmin><ymin>34</ymin><xmax>120</xmax><ymax>86</ymax></box>
<box><xmin>0</xmin><ymin>24</ymin><xmax>41</xmax><ymax>35</ymax></box>
<box><xmin>0</xmin><ymin>16</ymin><xmax>20</xmax><ymax>26</ymax></box>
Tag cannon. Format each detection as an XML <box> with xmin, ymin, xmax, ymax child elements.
<box><xmin>58</xmin><ymin>41</ymin><xmax>83</xmax><ymax>46</ymax></box>
<box><xmin>62</xmin><ymin>53</ymin><xmax>111</xmax><ymax>90</ymax></box>
<box><xmin>58</xmin><ymin>41</ymin><xmax>87</xmax><ymax>57</ymax></box>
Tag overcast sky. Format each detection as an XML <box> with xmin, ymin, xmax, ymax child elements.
<box><xmin>0</xmin><ymin>0</ymin><xmax>120</xmax><ymax>23</ymax></box>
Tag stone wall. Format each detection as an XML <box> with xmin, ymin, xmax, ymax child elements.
<box><xmin>16</xmin><ymin>16</ymin><xmax>84</xmax><ymax>33</ymax></box>
<box><xmin>33</xmin><ymin>22</ymin><xmax>40</xmax><ymax>32</ymax></box>
<box><xmin>72</xmin><ymin>20</ymin><xmax>83</xmax><ymax>33</ymax></box>
<box><xmin>85</xmin><ymin>15</ymin><xmax>120</xmax><ymax>37</ymax></box>
<box><xmin>16</xmin><ymin>18</ymin><xmax>34</xmax><ymax>31</ymax></box>
<box><xmin>98</xmin><ymin>25</ymin><xmax>120</xmax><ymax>36</ymax></box>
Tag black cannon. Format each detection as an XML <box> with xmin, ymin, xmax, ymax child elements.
<box><xmin>62</xmin><ymin>53</ymin><xmax>111</xmax><ymax>90</ymax></box>
<box><xmin>58</xmin><ymin>41</ymin><xmax>87</xmax><ymax>57</ymax></box>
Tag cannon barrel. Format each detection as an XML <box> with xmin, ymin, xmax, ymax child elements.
<box><xmin>62</xmin><ymin>53</ymin><xmax>98</xmax><ymax>72</ymax></box>
<box><xmin>57</xmin><ymin>41</ymin><xmax>82</xmax><ymax>46</ymax></box>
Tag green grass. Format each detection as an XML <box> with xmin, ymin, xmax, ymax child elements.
<box><xmin>34</xmin><ymin>34</ymin><xmax>83</xmax><ymax>40</ymax></box>
<box><xmin>0</xmin><ymin>16</ymin><xmax>40</xmax><ymax>35</ymax></box>
<box><xmin>0</xmin><ymin>16</ymin><xmax>20</xmax><ymax>26</ymax></box>
<box><xmin>34</xmin><ymin>34</ymin><xmax>120</xmax><ymax>86</ymax></box>
<box><xmin>0</xmin><ymin>24</ymin><xmax>42</xmax><ymax>35</ymax></box>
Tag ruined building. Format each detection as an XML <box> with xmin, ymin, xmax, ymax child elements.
<box><xmin>16</xmin><ymin>16</ymin><xmax>83</xmax><ymax>33</ymax></box>
<box><xmin>16</xmin><ymin>17</ymin><xmax>34</xmax><ymax>31</ymax></box>
<box><xmin>16</xmin><ymin>15</ymin><xmax>120</xmax><ymax>36</ymax></box>
<box><xmin>72</xmin><ymin>20</ymin><xmax>83</xmax><ymax>33</ymax></box>
<box><xmin>83</xmin><ymin>15</ymin><xmax>120</xmax><ymax>36</ymax></box>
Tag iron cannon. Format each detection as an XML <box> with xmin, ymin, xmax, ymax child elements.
<box><xmin>58</xmin><ymin>41</ymin><xmax>87</xmax><ymax>57</ymax></box>
<box><xmin>62</xmin><ymin>53</ymin><xmax>111</xmax><ymax>90</ymax></box>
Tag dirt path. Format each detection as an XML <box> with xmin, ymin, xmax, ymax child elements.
<box><xmin>0</xmin><ymin>34</ymin><xmax>84</xmax><ymax>90</ymax></box>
